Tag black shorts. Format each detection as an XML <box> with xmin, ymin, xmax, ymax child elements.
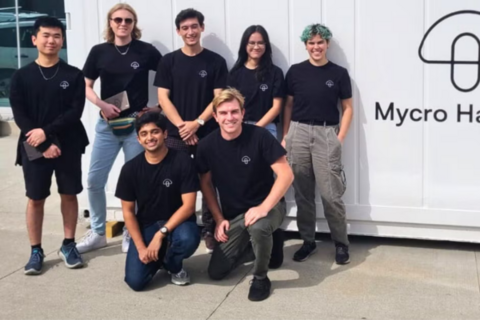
<box><xmin>21</xmin><ymin>146</ymin><xmax>83</xmax><ymax>200</ymax></box>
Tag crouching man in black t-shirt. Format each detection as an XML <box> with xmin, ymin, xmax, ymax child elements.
<box><xmin>196</xmin><ymin>88</ymin><xmax>294</xmax><ymax>302</ymax></box>
<box><xmin>115</xmin><ymin>112</ymin><xmax>200</xmax><ymax>291</ymax></box>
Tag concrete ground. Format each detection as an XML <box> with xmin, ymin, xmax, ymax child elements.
<box><xmin>1</xmin><ymin>132</ymin><xmax>480</xmax><ymax>320</ymax></box>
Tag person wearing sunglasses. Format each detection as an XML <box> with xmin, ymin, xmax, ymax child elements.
<box><xmin>154</xmin><ymin>8</ymin><xmax>228</xmax><ymax>254</ymax></box>
<box><xmin>282</xmin><ymin>24</ymin><xmax>353</xmax><ymax>265</ymax></box>
<box><xmin>76</xmin><ymin>3</ymin><xmax>162</xmax><ymax>254</ymax></box>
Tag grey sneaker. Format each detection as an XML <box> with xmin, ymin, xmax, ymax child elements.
<box><xmin>170</xmin><ymin>268</ymin><xmax>190</xmax><ymax>286</ymax></box>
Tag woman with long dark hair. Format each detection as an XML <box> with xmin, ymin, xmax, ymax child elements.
<box><xmin>228</xmin><ymin>25</ymin><xmax>285</xmax><ymax>137</ymax></box>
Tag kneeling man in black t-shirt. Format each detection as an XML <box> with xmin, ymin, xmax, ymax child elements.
<box><xmin>115</xmin><ymin>112</ymin><xmax>200</xmax><ymax>291</ymax></box>
<box><xmin>196</xmin><ymin>88</ymin><xmax>294</xmax><ymax>302</ymax></box>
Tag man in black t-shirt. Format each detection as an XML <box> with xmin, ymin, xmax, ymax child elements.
<box><xmin>282</xmin><ymin>24</ymin><xmax>353</xmax><ymax>265</ymax></box>
<box><xmin>9</xmin><ymin>17</ymin><xmax>89</xmax><ymax>275</ymax></box>
<box><xmin>196</xmin><ymin>88</ymin><xmax>294</xmax><ymax>302</ymax></box>
<box><xmin>115</xmin><ymin>111</ymin><xmax>200</xmax><ymax>291</ymax></box>
<box><xmin>77</xmin><ymin>3</ymin><xmax>163</xmax><ymax>255</ymax></box>
<box><xmin>154</xmin><ymin>8</ymin><xmax>228</xmax><ymax>253</ymax></box>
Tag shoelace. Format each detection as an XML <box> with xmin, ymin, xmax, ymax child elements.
<box><xmin>30</xmin><ymin>250</ymin><xmax>43</xmax><ymax>263</ymax></box>
<box><xmin>250</xmin><ymin>278</ymin><xmax>269</xmax><ymax>290</ymax></box>
<box><xmin>175</xmin><ymin>269</ymin><xmax>187</xmax><ymax>278</ymax></box>
<box><xmin>336</xmin><ymin>246</ymin><xmax>347</xmax><ymax>255</ymax></box>
<box><xmin>80</xmin><ymin>230</ymin><xmax>94</xmax><ymax>242</ymax></box>
<box><xmin>63</xmin><ymin>244</ymin><xmax>79</xmax><ymax>259</ymax></box>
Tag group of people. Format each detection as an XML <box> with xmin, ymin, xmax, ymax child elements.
<box><xmin>10</xmin><ymin>3</ymin><xmax>353</xmax><ymax>302</ymax></box>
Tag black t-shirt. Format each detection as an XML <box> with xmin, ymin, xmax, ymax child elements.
<box><xmin>196</xmin><ymin>124</ymin><xmax>286</xmax><ymax>220</ymax></box>
<box><xmin>154</xmin><ymin>48</ymin><xmax>228</xmax><ymax>138</ymax></box>
<box><xmin>285</xmin><ymin>60</ymin><xmax>352</xmax><ymax>124</ymax></box>
<box><xmin>227</xmin><ymin>65</ymin><xmax>285</xmax><ymax>122</ymax></box>
<box><xmin>9</xmin><ymin>60</ymin><xmax>89</xmax><ymax>165</ymax></box>
<box><xmin>115</xmin><ymin>149</ymin><xmax>199</xmax><ymax>227</ymax></box>
<box><xmin>83</xmin><ymin>40</ymin><xmax>162</xmax><ymax>117</ymax></box>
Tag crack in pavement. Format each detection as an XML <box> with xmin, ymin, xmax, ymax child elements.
<box><xmin>205</xmin><ymin>265</ymin><xmax>253</xmax><ymax>320</ymax></box>
<box><xmin>0</xmin><ymin>248</ymin><xmax>59</xmax><ymax>282</ymax></box>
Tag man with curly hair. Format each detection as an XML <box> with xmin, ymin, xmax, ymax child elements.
<box><xmin>281</xmin><ymin>24</ymin><xmax>353</xmax><ymax>264</ymax></box>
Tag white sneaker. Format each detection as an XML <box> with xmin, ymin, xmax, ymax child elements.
<box><xmin>170</xmin><ymin>268</ymin><xmax>190</xmax><ymax>286</ymax></box>
<box><xmin>122</xmin><ymin>229</ymin><xmax>131</xmax><ymax>253</ymax></box>
<box><xmin>76</xmin><ymin>230</ymin><xmax>107</xmax><ymax>254</ymax></box>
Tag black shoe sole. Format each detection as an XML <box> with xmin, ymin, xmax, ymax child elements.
<box><xmin>293</xmin><ymin>247</ymin><xmax>317</xmax><ymax>262</ymax></box>
<box><xmin>248</xmin><ymin>291</ymin><xmax>271</xmax><ymax>302</ymax></box>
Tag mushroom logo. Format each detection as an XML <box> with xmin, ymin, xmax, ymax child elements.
<box><xmin>241</xmin><ymin>156</ymin><xmax>251</xmax><ymax>165</ymax></box>
<box><xmin>418</xmin><ymin>10</ymin><xmax>480</xmax><ymax>93</ymax></box>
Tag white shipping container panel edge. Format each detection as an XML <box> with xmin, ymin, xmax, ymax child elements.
<box><xmin>64</xmin><ymin>0</ymin><xmax>480</xmax><ymax>243</ymax></box>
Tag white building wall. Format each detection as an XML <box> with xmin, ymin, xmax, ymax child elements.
<box><xmin>65</xmin><ymin>0</ymin><xmax>480</xmax><ymax>242</ymax></box>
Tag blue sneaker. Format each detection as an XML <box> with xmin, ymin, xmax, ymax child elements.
<box><xmin>24</xmin><ymin>248</ymin><xmax>44</xmax><ymax>275</ymax></box>
<box><xmin>58</xmin><ymin>242</ymin><xmax>84</xmax><ymax>269</ymax></box>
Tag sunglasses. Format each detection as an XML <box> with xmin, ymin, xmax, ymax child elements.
<box><xmin>111</xmin><ymin>17</ymin><xmax>134</xmax><ymax>25</ymax></box>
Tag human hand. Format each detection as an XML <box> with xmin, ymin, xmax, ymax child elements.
<box><xmin>281</xmin><ymin>138</ymin><xmax>286</xmax><ymax>149</ymax></box>
<box><xmin>244</xmin><ymin>206</ymin><xmax>269</xmax><ymax>227</ymax></box>
<box><xmin>179</xmin><ymin>121</ymin><xmax>200</xmax><ymax>140</ymax></box>
<box><xmin>215</xmin><ymin>219</ymin><xmax>230</xmax><ymax>243</ymax></box>
<box><xmin>43</xmin><ymin>144</ymin><xmax>61</xmax><ymax>159</ymax></box>
<box><xmin>100</xmin><ymin>102</ymin><xmax>121</xmax><ymax>119</ymax></box>
<box><xmin>185</xmin><ymin>134</ymin><xmax>199</xmax><ymax>146</ymax></box>
<box><xmin>138</xmin><ymin>247</ymin><xmax>151</xmax><ymax>264</ymax></box>
<box><xmin>26</xmin><ymin>129</ymin><xmax>46</xmax><ymax>147</ymax></box>
<box><xmin>146</xmin><ymin>232</ymin><xmax>163</xmax><ymax>262</ymax></box>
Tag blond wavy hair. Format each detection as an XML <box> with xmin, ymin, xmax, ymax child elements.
<box><xmin>104</xmin><ymin>3</ymin><xmax>141</xmax><ymax>43</ymax></box>
<box><xmin>212</xmin><ymin>87</ymin><xmax>245</xmax><ymax>113</ymax></box>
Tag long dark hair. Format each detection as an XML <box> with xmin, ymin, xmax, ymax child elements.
<box><xmin>231</xmin><ymin>25</ymin><xmax>273</xmax><ymax>82</ymax></box>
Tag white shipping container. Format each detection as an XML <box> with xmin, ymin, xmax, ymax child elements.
<box><xmin>65</xmin><ymin>0</ymin><xmax>480</xmax><ymax>243</ymax></box>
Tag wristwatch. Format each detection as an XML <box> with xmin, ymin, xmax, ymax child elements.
<box><xmin>160</xmin><ymin>226</ymin><xmax>169</xmax><ymax>236</ymax></box>
<box><xmin>196</xmin><ymin>118</ymin><xmax>205</xmax><ymax>126</ymax></box>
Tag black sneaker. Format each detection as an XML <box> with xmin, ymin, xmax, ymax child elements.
<box><xmin>269</xmin><ymin>229</ymin><xmax>284</xmax><ymax>269</ymax></box>
<box><xmin>248</xmin><ymin>276</ymin><xmax>272</xmax><ymax>302</ymax></box>
<box><xmin>58</xmin><ymin>242</ymin><xmax>84</xmax><ymax>269</ymax></box>
<box><xmin>293</xmin><ymin>241</ymin><xmax>317</xmax><ymax>262</ymax></box>
<box><xmin>335</xmin><ymin>243</ymin><xmax>350</xmax><ymax>265</ymax></box>
<box><xmin>24</xmin><ymin>248</ymin><xmax>44</xmax><ymax>275</ymax></box>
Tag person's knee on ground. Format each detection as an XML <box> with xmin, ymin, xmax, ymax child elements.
<box><xmin>208</xmin><ymin>256</ymin><xmax>230</xmax><ymax>281</ymax></box>
<box><xmin>124</xmin><ymin>273</ymin><xmax>151</xmax><ymax>292</ymax></box>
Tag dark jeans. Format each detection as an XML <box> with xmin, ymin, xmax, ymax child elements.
<box><xmin>208</xmin><ymin>201</ymin><xmax>286</xmax><ymax>280</ymax></box>
<box><xmin>124</xmin><ymin>220</ymin><xmax>200</xmax><ymax>291</ymax></box>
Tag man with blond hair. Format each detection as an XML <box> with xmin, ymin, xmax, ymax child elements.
<box><xmin>77</xmin><ymin>3</ymin><xmax>162</xmax><ymax>254</ymax></box>
<box><xmin>196</xmin><ymin>88</ymin><xmax>294</xmax><ymax>302</ymax></box>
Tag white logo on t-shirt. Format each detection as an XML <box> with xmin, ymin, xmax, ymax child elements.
<box><xmin>241</xmin><ymin>156</ymin><xmax>251</xmax><ymax>165</ymax></box>
<box><xmin>163</xmin><ymin>179</ymin><xmax>173</xmax><ymax>188</ymax></box>
<box><xmin>199</xmin><ymin>70</ymin><xmax>208</xmax><ymax>78</ymax></box>
<box><xmin>326</xmin><ymin>80</ymin><xmax>334</xmax><ymax>88</ymax></box>
<box><xmin>131</xmin><ymin>61</ymin><xmax>140</xmax><ymax>69</ymax></box>
<box><xmin>260</xmin><ymin>84</ymin><xmax>268</xmax><ymax>91</ymax></box>
<box><xmin>60</xmin><ymin>81</ymin><xmax>69</xmax><ymax>89</ymax></box>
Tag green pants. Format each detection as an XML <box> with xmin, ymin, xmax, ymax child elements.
<box><xmin>208</xmin><ymin>201</ymin><xmax>286</xmax><ymax>280</ymax></box>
